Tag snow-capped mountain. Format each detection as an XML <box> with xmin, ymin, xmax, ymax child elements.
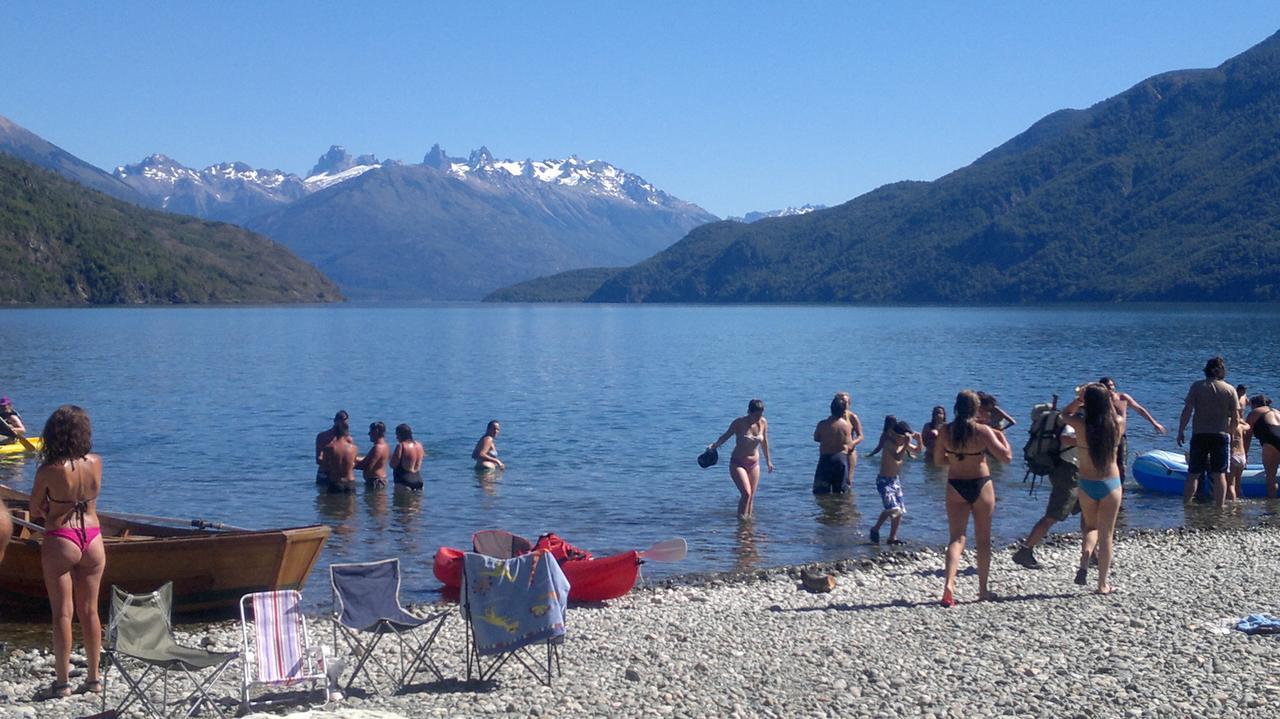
<box><xmin>421</xmin><ymin>143</ymin><xmax>696</xmax><ymax>213</ymax></box>
<box><xmin>303</xmin><ymin>146</ymin><xmax>382</xmax><ymax>192</ymax></box>
<box><xmin>728</xmin><ymin>204</ymin><xmax>826</xmax><ymax>223</ymax></box>
<box><xmin>114</xmin><ymin>154</ymin><xmax>306</xmax><ymax>223</ymax></box>
<box><xmin>114</xmin><ymin>143</ymin><xmax>703</xmax><ymax>226</ymax></box>
<box><xmin>111</xmin><ymin>142</ymin><xmax>717</xmax><ymax>299</ymax></box>
<box><xmin>244</xmin><ymin>145</ymin><xmax>717</xmax><ymax>300</ymax></box>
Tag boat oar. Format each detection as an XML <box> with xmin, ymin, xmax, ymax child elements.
<box><xmin>107</xmin><ymin>511</ymin><xmax>248</xmax><ymax>532</ymax></box>
<box><xmin>9</xmin><ymin>514</ymin><xmax>45</xmax><ymax>533</ymax></box>
<box><xmin>638</xmin><ymin>537</ymin><xmax>687</xmax><ymax>562</ymax></box>
<box><xmin>13</xmin><ymin>434</ymin><xmax>37</xmax><ymax>453</ymax></box>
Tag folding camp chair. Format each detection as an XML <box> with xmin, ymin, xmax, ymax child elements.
<box><xmin>239</xmin><ymin>590</ymin><xmax>329</xmax><ymax>712</ymax></box>
<box><xmin>330</xmin><ymin>558</ymin><xmax>450</xmax><ymax>694</ymax></box>
<box><xmin>472</xmin><ymin>529</ymin><xmax>533</xmax><ymax>558</ymax></box>
<box><xmin>461</xmin><ymin>551</ymin><xmax>569</xmax><ymax>686</ymax></box>
<box><xmin>101</xmin><ymin>582</ymin><xmax>238</xmax><ymax>719</ymax></box>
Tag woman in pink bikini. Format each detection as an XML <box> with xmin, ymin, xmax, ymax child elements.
<box><xmin>709</xmin><ymin>399</ymin><xmax>774</xmax><ymax>518</ymax></box>
<box><xmin>30</xmin><ymin>405</ymin><xmax>105</xmax><ymax>700</ymax></box>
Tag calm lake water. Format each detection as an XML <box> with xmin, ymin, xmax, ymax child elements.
<box><xmin>2</xmin><ymin>303</ymin><xmax>1279</xmax><ymax>613</ymax></box>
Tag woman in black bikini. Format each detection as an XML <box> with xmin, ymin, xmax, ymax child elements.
<box><xmin>29</xmin><ymin>405</ymin><xmax>106</xmax><ymax>700</ymax></box>
<box><xmin>934</xmin><ymin>390</ymin><xmax>1012</xmax><ymax>607</ymax></box>
<box><xmin>1246</xmin><ymin>395</ymin><xmax>1280</xmax><ymax>498</ymax></box>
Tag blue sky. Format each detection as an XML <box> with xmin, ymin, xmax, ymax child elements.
<box><xmin>3</xmin><ymin>2</ymin><xmax>1279</xmax><ymax>217</ymax></box>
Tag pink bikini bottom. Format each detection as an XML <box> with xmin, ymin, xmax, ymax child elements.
<box><xmin>46</xmin><ymin>526</ymin><xmax>102</xmax><ymax>552</ymax></box>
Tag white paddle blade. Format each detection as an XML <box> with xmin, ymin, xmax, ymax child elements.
<box><xmin>640</xmin><ymin>537</ymin><xmax>687</xmax><ymax>562</ymax></box>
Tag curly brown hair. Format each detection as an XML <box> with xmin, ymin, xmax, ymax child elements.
<box><xmin>41</xmin><ymin>405</ymin><xmax>92</xmax><ymax>465</ymax></box>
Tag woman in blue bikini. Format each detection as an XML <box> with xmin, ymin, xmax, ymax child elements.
<box><xmin>1062</xmin><ymin>383</ymin><xmax>1125</xmax><ymax>595</ymax></box>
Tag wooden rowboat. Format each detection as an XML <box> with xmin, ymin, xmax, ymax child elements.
<box><xmin>0</xmin><ymin>485</ymin><xmax>330</xmax><ymax>618</ymax></box>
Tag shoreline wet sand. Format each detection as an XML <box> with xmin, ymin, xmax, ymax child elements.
<box><xmin>3</xmin><ymin>526</ymin><xmax>1279</xmax><ymax>718</ymax></box>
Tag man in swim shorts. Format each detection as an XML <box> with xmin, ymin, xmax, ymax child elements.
<box><xmin>316</xmin><ymin>410</ymin><xmax>349</xmax><ymax>485</ymax></box>
<box><xmin>356</xmin><ymin>421</ymin><xmax>389</xmax><ymax>489</ymax></box>
<box><xmin>1012</xmin><ymin>425</ymin><xmax>1080</xmax><ymax>569</ymax></box>
<box><xmin>1100</xmin><ymin>377</ymin><xmax>1167</xmax><ymax>482</ymax></box>
<box><xmin>869</xmin><ymin>420</ymin><xmax>920</xmax><ymax>544</ymax></box>
<box><xmin>321</xmin><ymin>423</ymin><xmax>358</xmax><ymax>494</ymax></box>
<box><xmin>1177</xmin><ymin>356</ymin><xmax>1240</xmax><ymax>507</ymax></box>
<box><xmin>813</xmin><ymin>395</ymin><xmax>854</xmax><ymax>495</ymax></box>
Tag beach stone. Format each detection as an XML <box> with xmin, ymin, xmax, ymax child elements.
<box><xmin>624</xmin><ymin>668</ymin><xmax>642</xmax><ymax>682</ymax></box>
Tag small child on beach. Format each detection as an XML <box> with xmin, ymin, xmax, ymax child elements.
<box><xmin>870</xmin><ymin>419</ymin><xmax>920</xmax><ymax>544</ymax></box>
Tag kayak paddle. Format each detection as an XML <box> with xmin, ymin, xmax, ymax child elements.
<box><xmin>639</xmin><ymin>537</ymin><xmax>687</xmax><ymax>562</ymax></box>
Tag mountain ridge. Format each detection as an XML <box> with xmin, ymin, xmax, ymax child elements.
<box><xmin>0</xmin><ymin>152</ymin><xmax>341</xmax><ymax>305</ymax></box>
<box><xmin>586</xmin><ymin>30</ymin><xmax>1280</xmax><ymax>304</ymax></box>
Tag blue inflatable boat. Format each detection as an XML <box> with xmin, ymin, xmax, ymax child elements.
<box><xmin>1132</xmin><ymin>449</ymin><xmax>1271</xmax><ymax>497</ymax></box>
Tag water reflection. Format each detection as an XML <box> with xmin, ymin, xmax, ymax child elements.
<box><xmin>391</xmin><ymin>486</ymin><xmax>422</xmax><ymax>529</ymax></box>
<box><xmin>813</xmin><ymin>493</ymin><xmax>859</xmax><ymax>527</ymax></box>
<box><xmin>314</xmin><ymin>489</ymin><xmax>357</xmax><ymax>532</ymax></box>
<box><xmin>474</xmin><ymin>467</ymin><xmax>500</xmax><ymax>496</ymax></box>
<box><xmin>733</xmin><ymin>518</ymin><xmax>760</xmax><ymax>572</ymax></box>
<box><xmin>0</xmin><ymin>458</ymin><xmax>32</xmax><ymax>489</ymax></box>
<box><xmin>362</xmin><ymin>488</ymin><xmax>388</xmax><ymax>529</ymax></box>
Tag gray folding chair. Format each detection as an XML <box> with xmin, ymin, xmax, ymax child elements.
<box><xmin>330</xmin><ymin>558</ymin><xmax>450</xmax><ymax>694</ymax></box>
<box><xmin>461</xmin><ymin>551</ymin><xmax>569</xmax><ymax>686</ymax></box>
<box><xmin>101</xmin><ymin>582</ymin><xmax>238</xmax><ymax>719</ymax></box>
<box><xmin>472</xmin><ymin>529</ymin><xmax>533</xmax><ymax>558</ymax></box>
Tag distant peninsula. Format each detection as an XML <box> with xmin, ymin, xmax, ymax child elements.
<box><xmin>0</xmin><ymin>152</ymin><xmax>341</xmax><ymax>305</ymax></box>
<box><xmin>492</xmin><ymin>30</ymin><xmax>1280</xmax><ymax>304</ymax></box>
<box><xmin>483</xmin><ymin>267</ymin><xmax>623</xmax><ymax>303</ymax></box>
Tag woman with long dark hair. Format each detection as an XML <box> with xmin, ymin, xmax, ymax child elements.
<box><xmin>1062</xmin><ymin>383</ymin><xmax>1125</xmax><ymax>594</ymax></box>
<box><xmin>922</xmin><ymin>406</ymin><xmax>946</xmax><ymax>456</ymax></box>
<box><xmin>1246</xmin><ymin>395</ymin><xmax>1280</xmax><ymax>499</ymax></box>
<box><xmin>29</xmin><ymin>405</ymin><xmax>105</xmax><ymax>699</ymax></box>
<box><xmin>934</xmin><ymin>390</ymin><xmax>1012</xmax><ymax>606</ymax></box>
<box><xmin>709</xmin><ymin>398</ymin><xmax>774</xmax><ymax>518</ymax></box>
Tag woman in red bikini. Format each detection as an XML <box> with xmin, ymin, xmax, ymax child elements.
<box><xmin>709</xmin><ymin>398</ymin><xmax>774</xmax><ymax>518</ymax></box>
<box><xmin>30</xmin><ymin>405</ymin><xmax>105</xmax><ymax>700</ymax></box>
<box><xmin>934</xmin><ymin>390</ymin><xmax>1012</xmax><ymax>607</ymax></box>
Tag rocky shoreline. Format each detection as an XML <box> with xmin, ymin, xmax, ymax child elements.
<box><xmin>2</xmin><ymin>526</ymin><xmax>1279</xmax><ymax>718</ymax></box>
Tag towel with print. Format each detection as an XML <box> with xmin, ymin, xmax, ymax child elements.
<box><xmin>462</xmin><ymin>550</ymin><xmax>569</xmax><ymax>656</ymax></box>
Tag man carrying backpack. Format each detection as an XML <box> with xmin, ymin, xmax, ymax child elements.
<box><xmin>1012</xmin><ymin>401</ymin><xmax>1081</xmax><ymax>569</ymax></box>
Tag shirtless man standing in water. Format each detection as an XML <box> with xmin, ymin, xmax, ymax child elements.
<box><xmin>813</xmin><ymin>395</ymin><xmax>855</xmax><ymax>495</ymax></box>
<box><xmin>473</xmin><ymin>421</ymin><xmax>505</xmax><ymax>471</ymax></box>
<box><xmin>356</xmin><ymin>422</ymin><xmax>390</xmax><ymax>489</ymax></box>
<box><xmin>322</xmin><ymin>424</ymin><xmax>358</xmax><ymax>493</ymax></box>
<box><xmin>315</xmin><ymin>410</ymin><xmax>349</xmax><ymax>485</ymax></box>
<box><xmin>1099</xmin><ymin>377</ymin><xmax>1167</xmax><ymax>482</ymax></box>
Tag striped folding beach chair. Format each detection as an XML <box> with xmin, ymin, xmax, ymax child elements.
<box><xmin>239</xmin><ymin>590</ymin><xmax>329</xmax><ymax>712</ymax></box>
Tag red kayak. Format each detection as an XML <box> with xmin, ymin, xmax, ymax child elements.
<box><xmin>433</xmin><ymin>531</ymin><xmax>642</xmax><ymax>603</ymax></box>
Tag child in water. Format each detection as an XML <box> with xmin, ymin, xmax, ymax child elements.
<box><xmin>870</xmin><ymin>419</ymin><xmax>921</xmax><ymax>544</ymax></box>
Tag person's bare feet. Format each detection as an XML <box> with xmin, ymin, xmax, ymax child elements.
<box><xmin>1095</xmin><ymin>584</ymin><xmax>1117</xmax><ymax>595</ymax></box>
<box><xmin>978</xmin><ymin>590</ymin><xmax>1000</xmax><ymax>602</ymax></box>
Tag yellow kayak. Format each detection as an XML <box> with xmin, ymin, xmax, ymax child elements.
<box><xmin>0</xmin><ymin>437</ymin><xmax>42</xmax><ymax>456</ymax></box>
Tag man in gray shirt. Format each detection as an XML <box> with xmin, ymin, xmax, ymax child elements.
<box><xmin>1176</xmin><ymin>356</ymin><xmax>1240</xmax><ymax>507</ymax></box>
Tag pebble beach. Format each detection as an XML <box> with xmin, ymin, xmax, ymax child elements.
<box><xmin>3</xmin><ymin>526</ymin><xmax>1280</xmax><ymax>719</ymax></box>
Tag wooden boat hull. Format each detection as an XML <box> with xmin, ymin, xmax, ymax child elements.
<box><xmin>1</xmin><ymin>486</ymin><xmax>329</xmax><ymax>617</ymax></box>
<box><xmin>433</xmin><ymin>545</ymin><xmax>641</xmax><ymax>603</ymax></box>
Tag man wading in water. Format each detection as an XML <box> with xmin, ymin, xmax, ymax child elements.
<box><xmin>1177</xmin><ymin>357</ymin><xmax>1240</xmax><ymax>508</ymax></box>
